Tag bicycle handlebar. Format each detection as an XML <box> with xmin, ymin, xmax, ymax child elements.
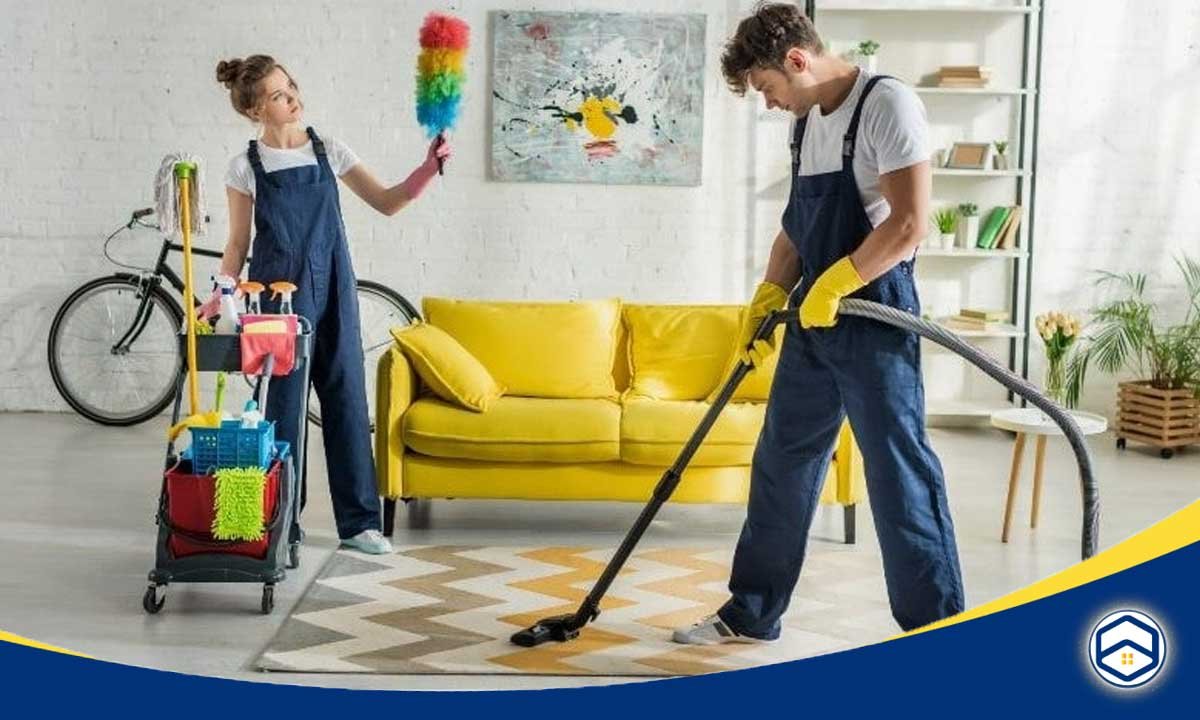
<box><xmin>132</xmin><ymin>208</ymin><xmax>154</xmax><ymax>220</ymax></box>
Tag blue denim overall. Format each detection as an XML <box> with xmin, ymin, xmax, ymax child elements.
<box><xmin>247</xmin><ymin>127</ymin><xmax>380</xmax><ymax>539</ymax></box>
<box><xmin>718</xmin><ymin>77</ymin><xmax>965</xmax><ymax>636</ymax></box>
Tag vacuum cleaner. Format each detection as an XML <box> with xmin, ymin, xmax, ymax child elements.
<box><xmin>511</xmin><ymin>299</ymin><xmax>1100</xmax><ymax>647</ymax></box>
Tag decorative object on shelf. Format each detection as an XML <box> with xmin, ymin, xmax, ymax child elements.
<box><xmin>946</xmin><ymin>142</ymin><xmax>991</xmax><ymax>170</ymax></box>
<box><xmin>490</xmin><ymin>10</ymin><xmax>707</xmax><ymax>186</ymax></box>
<box><xmin>992</xmin><ymin>204</ymin><xmax>1023</xmax><ymax>249</ymax></box>
<box><xmin>856</xmin><ymin>39</ymin><xmax>880</xmax><ymax>73</ymax></box>
<box><xmin>993</xmin><ymin>140</ymin><xmax>1009</xmax><ymax>170</ymax></box>
<box><xmin>932</xmin><ymin>207</ymin><xmax>957</xmax><ymax>250</ymax></box>
<box><xmin>1035</xmin><ymin>311</ymin><xmax>1081</xmax><ymax>408</ymax></box>
<box><xmin>936</xmin><ymin>65</ymin><xmax>991</xmax><ymax>89</ymax></box>
<box><xmin>1065</xmin><ymin>257</ymin><xmax>1200</xmax><ymax>457</ymax></box>
<box><xmin>955</xmin><ymin>202</ymin><xmax>979</xmax><ymax>249</ymax></box>
<box><xmin>932</xmin><ymin>148</ymin><xmax>947</xmax><ymax>167</ymax></box>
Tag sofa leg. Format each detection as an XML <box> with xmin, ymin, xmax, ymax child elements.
<box><xmin>407</xmin><ymin>498</ymin><xmax>431</xmax><ymax>530</ymax></box>
<box><xmin>843</xmin><ymin>504</ymin><xmax>856</xmax><ymax>545</ymax></box>
<box><xmin>382</xmin><ymin>498</ymin><xmax>397</xmax><ymax>537</ymax></box>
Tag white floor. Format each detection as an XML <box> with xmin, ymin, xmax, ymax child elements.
<box><xmin>0</xmin><ymin>412</ymin><xmax>1195</xmax><ymax>690</ymax></box>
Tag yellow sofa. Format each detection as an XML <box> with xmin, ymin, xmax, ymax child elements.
<box><xmin>375</xmin><ymin>297</ymin><xmax>866</xmax><ymax>539</ymax></box>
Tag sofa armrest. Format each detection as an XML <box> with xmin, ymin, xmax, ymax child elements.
<box><xmin>375</xmin><ymin>345</ymin><xmax>419</xmax><ymax>499</ymax></box>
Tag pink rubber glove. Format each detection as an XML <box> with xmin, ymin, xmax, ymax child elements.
<box><xmin>399</xmin><ymin>135</ymin><xmax>453</xmax><ymax>200</ymax></box>
<box><xmin>196</xmin><ymin>289</ymin><xmax>221</xmax><ymax>322</ymax></box>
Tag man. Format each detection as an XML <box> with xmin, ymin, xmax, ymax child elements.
<box><xmin>674</xmin><ymin>3</ymin><xmax>964</xmax><ymax>645</ymax></box>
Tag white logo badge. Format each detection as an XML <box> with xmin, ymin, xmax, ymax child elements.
<box><xmin>1088</xmin><ymin>609</ymin><xmax>1166</xmax><ymax>688</ymax></box>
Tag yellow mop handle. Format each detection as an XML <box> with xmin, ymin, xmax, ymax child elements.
<box><xmin>175</xmin><ymin>162</ymin><xmax>200</xmax><ymax>416</ymax></box>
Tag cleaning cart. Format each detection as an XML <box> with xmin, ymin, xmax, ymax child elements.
<box><xmin>142</xmin><ymin>160</ymin><xmax>313</xmax><ymax>615</ymax></box>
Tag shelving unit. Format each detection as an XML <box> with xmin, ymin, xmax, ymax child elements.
<box><xmin>745</xmin><ymin>0</ymin><xmax>1042</xmax><ymax>425</ymax></box>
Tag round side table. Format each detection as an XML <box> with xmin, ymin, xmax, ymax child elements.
<box><xmin>989</xmin><ymin>408</ymin><xmax>1108</xmax><ymax>543</ymax></box>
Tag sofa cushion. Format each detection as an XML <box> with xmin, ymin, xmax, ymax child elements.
<box><xmin>624</xmin><ymin>305</ymin><xmax>741</xmax><ymax>401</ymax></box>
<box><xmin>389</xmin><ymin>323</ymin><xmax>505</xmax><ymax>412</ymax></box>
<box><xmin>620</xmin><ymin>398</ymin><xmax>765</xmax><ymax>466</ymax></box>
<box><xmin>424</xmin><ymin>297</ymin><xmax>621</xmax><ymax>399</ymax></box>
<box><xmin>404</xmin><ymin>396</ymin><xmax>620</xmax><ymax>463</ymax></box>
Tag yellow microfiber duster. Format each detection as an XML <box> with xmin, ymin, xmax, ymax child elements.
<box><xmin>211</xmin><ymin>466</ymin><xmax>267</xmax><ymax>541</ymax></box>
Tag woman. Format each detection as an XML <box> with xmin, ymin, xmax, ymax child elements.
<box><xmin>201</xmin><ymin>55</ymin><xmax>450</xmax><ymax>554</ymax></box>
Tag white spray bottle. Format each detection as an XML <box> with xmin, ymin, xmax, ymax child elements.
<box><xmin>213</xmin><ymin>275</ymin><xmax>241</xmax><ymax>334</ymax></box>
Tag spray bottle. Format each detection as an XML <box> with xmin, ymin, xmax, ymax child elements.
<box><xmin>240</xmin><ymin>400</ymin><xmax>264</xmax><ymax>429</ymax></box>
<box><xmin>239</xmin><ymin>281</ymin><xmax>265</xmax><ymax>315</ymax></box>
<box><xmin>213</xmin><ymin>275</ymin><xmax>241</xmax><ymax>334</ymax></box>
<box><xmin>270</xmin><ymin>281</ymin><xmax>298</xmax><ymax>315</ymax></box>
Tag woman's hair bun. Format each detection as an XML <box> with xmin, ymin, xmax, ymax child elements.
<box><xmin>215</xmin><ymin>59</ymin><xmax>243</xmax><ymax>87</ymax></box>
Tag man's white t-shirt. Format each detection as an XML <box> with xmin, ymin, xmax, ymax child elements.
<box><xmin>224</xmin><ymin>134</ymin><xmax>360</xmax><ymax>199</ymax></box>
<box><xmin>795</xmin><ymin>69</ymin><xmax>930</xmax><ymax>228</ymax></box>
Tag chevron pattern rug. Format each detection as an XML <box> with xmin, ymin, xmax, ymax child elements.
<box><xmin>257</xmin><ymin>545</ymin><xmax>895</xmax><ymax>676</ymax></box>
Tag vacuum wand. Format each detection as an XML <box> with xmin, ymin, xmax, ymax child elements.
<box><xmin>510</xmin><ymin>301</ymin><xmax>1099</xmax><ymax>648</ymax></box>
<box><xmin>510</xmin><ymin>311</ymin><xmax>789</xmax><ymax>648</ymax></box>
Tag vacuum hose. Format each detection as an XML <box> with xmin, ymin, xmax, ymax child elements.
<box><xmin>838</xmin><ymin>299</ymin><xmax>1099</xmax><ymax>560</ymax></box>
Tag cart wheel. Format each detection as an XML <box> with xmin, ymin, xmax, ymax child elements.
<box><xmin>143</xmin><ymin>585</ymin><xmax>165</xmax><ymax>614</ymax></box>
<box><xmin>261</xmin><ymin>585</ymin><xmax>275</xmax><ymax>615</ymax></box>
<box><xmin>1161</xmin><ymin>448</ymin><xmax>1174</xmax><ymax>459</ymax></box>
<box><xmin>1116</xmin><ymin>437</ymin><xmax>1126</xmax><ymax>450</ymax></box>
<box><xmin>288</xmin><ymin>543</ymin><xmax>300</xmax><ymax>569</ymax></box>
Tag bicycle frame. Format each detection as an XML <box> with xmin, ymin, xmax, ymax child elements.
<box><xmin>111</xmin><ymin>237</ymin><xmax>226</xmax><ymax>355</ymax></box>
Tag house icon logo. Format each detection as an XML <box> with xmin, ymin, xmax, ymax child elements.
<box><xmin>1088</xmin><ymin>610</ymin><xmax>1166</xmax><ymax>688</ymax></box>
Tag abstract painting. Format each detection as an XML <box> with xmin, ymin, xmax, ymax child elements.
<box><xmin>491</xmin><ymin>11</ymin><xmax>706</xmax><ymax>186</ymax></box>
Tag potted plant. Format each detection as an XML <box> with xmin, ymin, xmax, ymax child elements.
<box><xmin>993</xmin><ymin>140</ymin><xmax>1010</xmax><ymax>170</ymax></box>
<box><xmin>931</xmin><ymin>208</ymin><xmax>958</xmax><ymax>250</ymax></box>
<box><xmin>956</xmin><ymin>203</ymin><xmax>979</xmax><ymax>248</ymax></box>
<box><xmin>857</xmin><ymin>40</ymin><xmax>880</xmax><ymax>73</ymax></box>
<box><xmin>1065</xmin><ymin>257</ymin><xmax>1200</xmax><ymax>458</ymax></box>
<box><xmin>1035</xmin><ymin>311</ymin><xmax>1082</xmax><ymax>407</ymax></box>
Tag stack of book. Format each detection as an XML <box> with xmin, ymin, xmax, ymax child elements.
<box><xmin>975</xmin><ymin>205</ymin><xmax>1023</xmax><ymax>249</ymax></box>
<box><xmin>942</xmin><ymin>308</ymin><xmax>1011</xmax><ymax>333</ymax></box>
<box><xmin>936</xmin><ymin>65</ymin><xmax>991</xmax><ymax>88</ymax></box>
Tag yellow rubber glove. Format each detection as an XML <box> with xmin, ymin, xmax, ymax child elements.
<box><xmin>798</xmin><ymin>256</ymin><xmax>866</xmax><ymax>328</ymax></box>
<box><xmin>706</xmin><ymin>281</ymin><xmax>788</xmax><ymax>403</ymax></box>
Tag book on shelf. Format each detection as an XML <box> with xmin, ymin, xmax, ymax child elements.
<box><xmin>976</xmin><ymin>206</ymin><xmax>1012</xmax><ymax>249</ymax></box>
<box><xmin>995</xmin><ymin>205</ymin><xmax>1023</xmax><ymax>249</ymax></box>
<box><xmin>959</xmin><ymin>308</ymin><xmax>1011</xmax><ymax>322</ymax></box>
<box><xmin>942</xmin><ymin>314</ymin><xmax>1011</xmax><ymax>332</ymax></box>
<box><xmin>938</xmin><ymin>65</ymin><xmax>992</xmax><ymax>78</ymax></box>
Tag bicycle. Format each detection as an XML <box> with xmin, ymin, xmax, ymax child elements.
<box><xmin>48</xmin><ymin>208</ymin><xmax>419</xmax><ymax>428</ymax></box>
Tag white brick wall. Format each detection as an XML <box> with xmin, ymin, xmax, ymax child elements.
<box><xmin>1</xmin><ymin>0</ymin><xmax>1195</xmax><ymax>413</ymax></box>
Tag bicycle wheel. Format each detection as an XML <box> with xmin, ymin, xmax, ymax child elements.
<box><xmin>48</xmin><ymin>274</ymin><xmax>183</xmax><ymax>426</ymax></box>
<box><xmin>306</xmin><ymin>280</ymin><xmax>420</xmax><ymax>429</ymax></box>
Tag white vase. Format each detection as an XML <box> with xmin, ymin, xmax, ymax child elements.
<box><xmin>940</xmin><ymin>233</ymin><xmax>956</xmax><ymax>250</ymax></box>
<box><xmin>993</xmin><ymin>154</ymin><xmax>1008</xmax><ymax>170</ymax></box>
<box><xmin>866</xmin><ymin>55</ymin><xmax>878</xmax><ymax>74</ymax></box>
<box><xmin>957</xmin><ymin>216</ymin><xmax>979</xmax><ymax>248</ymax></box>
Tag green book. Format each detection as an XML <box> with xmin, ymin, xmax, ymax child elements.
<box><xmin>976</xmin><ymin>206</ymin><xmax>1011</xmax><ymax>249</ymax></box>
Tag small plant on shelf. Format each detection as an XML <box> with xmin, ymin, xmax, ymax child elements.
<box><xmin>994</xmin><ymin>140</ymin><xmax>1010</xmax><ymax>170</ymax></box>
<box><xmin>931</xmin><ymin>208</ymin><xmax>958</xmax><ymax>250</ymax></box>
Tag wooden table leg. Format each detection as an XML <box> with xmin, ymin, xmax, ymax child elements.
<box><xmin>1031</xmin><ymin>436</ymin><xmax>1047</xmax><ymax>528</ymax></box>
<box><xmin>1002</xmin><ymin>432</ymin><xmax>1027</xmax><ymax>543</ymax></box>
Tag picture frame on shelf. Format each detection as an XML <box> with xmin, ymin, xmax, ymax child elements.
<box><xmin>945</xmin><ymin>142</ymin><xmax>991</xmax><ymax>170</ymax></box>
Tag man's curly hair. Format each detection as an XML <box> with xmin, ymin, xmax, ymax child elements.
<box><xmin>722</xmin><ymin>2</ymin><xmax>825</xmax><ymax>96</ymax></box>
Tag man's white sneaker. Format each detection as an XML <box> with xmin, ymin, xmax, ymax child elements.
<box><xmin>672</xmin><ymin>614</ymin><xmax>773</xmax><ymax>645</ymax></box>
<box><xmin>340</xmin><ymin>529</ymin><xmax>393</xmax><ymax>555</ymax></box>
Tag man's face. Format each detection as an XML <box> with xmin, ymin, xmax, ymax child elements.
<box><xmin>748</xmin><ymin>50</ymin><xmax>817</xmax><ymax>117</ymax></box>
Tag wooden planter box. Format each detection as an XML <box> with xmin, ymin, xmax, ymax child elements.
<box><xmin>1116</xmin><ymin>381</ymin><xmax>1200</xmax><ymax>458</ymax></box>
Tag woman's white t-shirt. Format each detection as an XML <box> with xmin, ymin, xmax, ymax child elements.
<box><xmin>794</xmin><ymin>69</ymin><xmax>930</xmax><ymax>228</ymax></box>
<box><xmin>224</xmin><ymin>135</ymin><xmax>360</xmax><ymax>199</ymax></box>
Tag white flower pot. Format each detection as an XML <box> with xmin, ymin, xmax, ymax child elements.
<box><xmin>866</xmin><ymin>55</ymin><xmax>878</xmax><ymax>73</ymax></box>
<box><xmin>940</xmin><ymin>233</ymin><xmax>957</xmax><ymax>250</ymax></box>
<box><xmin>957</xmin><ymin>216</ymin><xmax>979</xmax><ymax>248</ymax></box>
<box><xmin>993</xmin><ymin>154</ymin><xmax>1008</xmax><ymax>170</ymax></box>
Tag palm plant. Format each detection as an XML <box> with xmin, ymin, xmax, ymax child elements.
<box><xmin>1065</xmin><ymin>256</ymin><xmax>1200</xmax><ymax>407</ymax></box>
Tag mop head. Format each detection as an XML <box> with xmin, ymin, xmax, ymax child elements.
<box><xmin>154</xmin><ymin>153</ymin><xmax>207</xmax><ymax>236</ymax></box>
<box><xmin>211</xmin><ymin>466</ymin><xmax>267</xmax><ymax>542</ymax></box>
<box><xmin>416</xmin><ymin>12</ymin><xmax>469</xmax><ymax>138</ymax></box>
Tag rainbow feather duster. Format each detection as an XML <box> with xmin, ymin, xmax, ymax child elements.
<box><xmin>416</xmin><ymin>12</ymin><xmax>469</xmax><ymax>140</ymax></box>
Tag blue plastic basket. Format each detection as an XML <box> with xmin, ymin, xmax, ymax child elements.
<box><xmin>188</xmin><ymin>420</ymin><xmax>276</xmax><ymax>473</ymax></box>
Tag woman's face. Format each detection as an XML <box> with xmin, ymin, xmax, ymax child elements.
<box><xmin>253</xmin><ymin>67</ymin><xmax>303</xmax><ymax>125</ymax></box>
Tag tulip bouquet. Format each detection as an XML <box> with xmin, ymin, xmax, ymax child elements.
<box><xmin>1035</xmin><ymin>310</ymin><xmax>1081</xmax><ymax>407</ymax></box>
